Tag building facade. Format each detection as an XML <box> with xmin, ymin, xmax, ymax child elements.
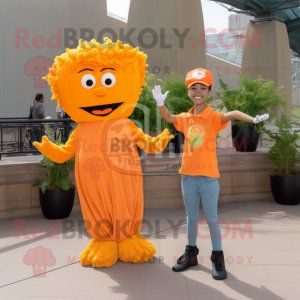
<box><xmin>228</xmin><ymin>14</ymin><xmax>254</xmax><ymax>32</ymax></box>
<box><xmin>205</xmin><ymin>31</ymin><xmax>245</xmax><ymax>66</ymax></box>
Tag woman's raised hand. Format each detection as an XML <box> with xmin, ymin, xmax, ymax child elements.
<box><xmin>152</xmin><ymin>85</ymin><xmax>169</xmax><ymax>107</ymax></box>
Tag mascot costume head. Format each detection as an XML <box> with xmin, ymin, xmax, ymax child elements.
<box><xmin>34</xmin><ymin>38</ymin><xmax>173</xmax><ymax>268</ymax></box>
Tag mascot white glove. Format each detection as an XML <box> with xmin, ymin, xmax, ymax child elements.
<box><xmin>152</xmin><ymin>85</ymin><xmax>169</xmax><ymax>107</ymax></box>
<box><xmin>253</xmin><ymin>113</ymin><xmax>269</xmax><ymax>124</ymax></box>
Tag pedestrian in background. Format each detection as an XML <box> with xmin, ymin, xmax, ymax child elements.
<box><xmin>56</xmin><ymin>106</ymin><xmax>64</xmax><ymax>119</ymax></box>
<box><xmin>29</xmin><ymin>93</ymin><xmax>45</xmax><ymax>154</ymax></box>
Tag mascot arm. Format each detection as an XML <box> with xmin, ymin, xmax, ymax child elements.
<box><xmin>33</xmin><ymin>126</ymin><xmax>78</xmax><ymax>163</ymax></box>
<box><xmin>129</xmin><ymin>121</ymin><xmax>174</xmax><ymax>154</ymax></box>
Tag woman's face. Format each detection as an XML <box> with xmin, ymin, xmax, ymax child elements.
<box><xmin>188</xmin><ymin>83</ymin><xmax>212</xmax><ymax>106</ymax></box>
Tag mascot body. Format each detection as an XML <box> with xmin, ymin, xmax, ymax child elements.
<box><xmin>34</xmin><ymin>38</ymin><xmax>173</xmax><ymax>268</ymax></box>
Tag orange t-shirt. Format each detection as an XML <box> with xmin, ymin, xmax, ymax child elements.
<box><xmin>174</xmin><ymin>104</ymin><xmax>229</xmax><ymax>178</ymax></box>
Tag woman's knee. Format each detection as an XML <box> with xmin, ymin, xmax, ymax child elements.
<box><xmin>186</xmin><ymin>214</ymin><xmax>199</xmax><ymax>225</ymax></box>
<box><xmin>206</xmin><ymin>218</ymin><xmax>220</xmax><ymax>228</ymax></box>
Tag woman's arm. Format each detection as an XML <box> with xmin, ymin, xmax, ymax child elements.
<box><xmin>221</xmin><ymin>111</ymin><xmax>254</xmax><ymax>123</ymax></box>
<box><xmin>158</xmin><ymin>105</ymin><xmax>177</xmax><ymax>124</ymax></box>
<box><xmin>152</xmin><ymin>85</ymin><xmax>177</xmax><ymax>124</ymax></box>
<box><xmin>221</xmin><ymin>111</ymin><xmax>269</xmax><ymax>124</ymax></box>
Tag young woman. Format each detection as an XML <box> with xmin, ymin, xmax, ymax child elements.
<box><xmin>152</xmin><ymin>68</ymin><xmax>268</xmax><ymax>280</ymax></box>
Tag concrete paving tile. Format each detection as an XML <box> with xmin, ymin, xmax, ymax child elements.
<box><xmin>236</xmin><ymin>201</ymin><xmax>300</xmax><ymax>218</ymax></box>
<box><xmin>264</xmin><ymin>265</ymin><xmax>300</xmax><ymax>282</ymax></box>
<box><xmin>0</xmin><ymin>263</ymin><xmax>90</xmax><ymax>298</ymax></box>
<box><xmin>289</xmin><ymin>238</ymin><xmax>300</xmax><ymax>249</ymax></box>
<box><xmin>77</xmin><ymin>262</ymin><xmax>189</xmax><ymax>300</ymax></box>
<box><xmin>0</xmin><ymin>297</ymin><xmax>36</xmax><ymax>300</ymax></box>
<box><xmin>217</xmin><ymin>207</ymin><xmax>282</xmax><ymax>220</ymax></box>
<box><xmin>223</xmin><ymin>265</ymin><xmax>272</xmax><ymax>282</ymax></box>
<box><xmin>0</xmin><ymin>262</ymin><xmax>53</xmax><ymax>289</ymax></box>
<box><xmin>259</xmin><ymin>282</ymin><xmax>300</xmax><ymax>300</ymax></box>
<box><xmin>221</xmin><ymin>235</ymin><xmax>299</xmax><ymax>251</ymax></box>
<box><xmin>1</xmin><ymin>217</ymin><xmax>91</xmax><ymax>245</ymax></box>
<box><xmin>2</xmin><ymin>298</ymin><xmax>79</xmax><ymax>300</ymax></box>
<box><xmin>216</xmin><ymin>207</ymin><xmax>300</xmax><ymax>226</ymax></box>
<box><xmin>0</xmin><ymin>217</ymin><xmax>55</xmax><ymax>240</ymax></box>
<box><xmin>0</xmin><ymin>235</ymin><xmax>90</xmax><ymax>269</ymax></box>
<box><xmin>0</xmin><ymin>261</ymin><xmax>10</xmax><ymax>272</ymax></box>
<box><xmin>182</xmin><ymin>263</ymin><xmax>272</xmax><ymax>283</ymax></box>
<box><xmin>185</xmin><ymin>277</ymin><xmax>259</xmax><ymax>300</ymax></box>
<box><xmin>249</xmin><ymin>224</ymin><xmax>300</xmax><ymax>240</ymax></box>
<box><xmin>0</xmin><ymin>236</ymin><xmax>14</xmax><ymax>248</ymax></box>
<box><xmin>0</xmin><ymin>217</ymin><xmax>91</xmax><ymax>284</ymax></box>
<box><xmin>188</xmin><ymin>280</ymin><xmax>287</xmax><ymax>300</ymax></box>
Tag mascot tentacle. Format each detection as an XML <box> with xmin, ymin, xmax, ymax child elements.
<box><xmin>34</xmin><ymin>127</ymin><xmax>78</xmax><ymax>163</ymax></box>
<box><xmin>129</xmin><ymin>121</ymin><xmax>174</xmax><ymax>154</ymax></box>
<box><xmin>34</xmin><ymin>37</ymin><xmax>174</xmax><ymax>268</ymax></box>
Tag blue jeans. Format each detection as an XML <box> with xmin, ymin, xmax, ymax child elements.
<box><xmin>181</xmin><ymin>174</ymin><xmax>222</xmax><ymax>251</ymax></box>
<box><xmin>29</xmin><ymin>128</ymin><xmax>41</xmax><ymax>151</ymax></box>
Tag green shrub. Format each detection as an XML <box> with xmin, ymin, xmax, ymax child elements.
<box><xmin>129</xmin><ymin>73</ymin><xmax>159</xmax><ymax>131</ymax></box>
<box><xmin>33</xmin><ymin>125</ymin><xmax>75</xmax><ymax>193</ymax></box>
<box><xmin>263</xmin><ymin>115</ymin><xmax>300</xmax><ymax>176</ymax></box>
<box><xmin>209</xmin><ymin>73</ymin><xmax>288</xmax><ymax>132</ymax></box>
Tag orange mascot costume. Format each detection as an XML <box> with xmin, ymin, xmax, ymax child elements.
<box><xmin>34</xmin><ymin>38</ymin><xmax>174</xmax><ymax>268</ymax></box>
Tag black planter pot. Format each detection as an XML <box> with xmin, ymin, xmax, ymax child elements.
<box><xmin>232</xmin><ymin>124</ymin><xmax>260</xmax><ymax>152</ymax></box>
<box><xmin>39</xmin><ymin>188</ymin><xmax>75</xmax><ymax>219</ymax></box>
<box><xmin>270</xmin><ymin>176</ymin><xmax>300</xmax><ymax>205</ymax></box>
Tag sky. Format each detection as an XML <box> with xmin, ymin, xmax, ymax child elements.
<box><xmin>106</xmin><ymin>0</ymin><xmax>235</xmax><ymax>33</ymax></box>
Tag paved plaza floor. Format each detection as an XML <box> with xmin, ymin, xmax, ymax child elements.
<box><xmin>0</xmin><ymin>201</ymin><xmax>300</xmax><ymax>299</ymax></box>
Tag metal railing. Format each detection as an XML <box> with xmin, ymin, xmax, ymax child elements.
<box><xmin>0</xmin><ymin>118</ymin><xmax>75</xmax><ymax>160</ymax></box>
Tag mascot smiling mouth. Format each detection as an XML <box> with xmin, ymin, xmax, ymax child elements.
<box><xmin>80</xmin><ymin>102</ymin><xmax>124</xmax><ymax>117</ymax></box>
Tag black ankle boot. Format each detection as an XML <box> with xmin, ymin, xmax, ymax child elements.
<box><xmin>210</xmin><ymin>250</ymin><xmax>227</xmax><ymax>280</ymax></box>
<box><xmin>172</xmin><ymin>245</ymin><xmax>199</xmax><ymax>272</ymax></box>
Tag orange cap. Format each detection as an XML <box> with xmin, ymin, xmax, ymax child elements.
<box><xmin>186</xmin><ymin>68</ymin><xmax>213</xmax><ymax>88</ymax></box>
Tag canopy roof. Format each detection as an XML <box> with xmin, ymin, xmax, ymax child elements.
<box><xmin>211</xmin><ymin>0</ymin><xmax>300</xmax><ymax>53</ymax></box>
